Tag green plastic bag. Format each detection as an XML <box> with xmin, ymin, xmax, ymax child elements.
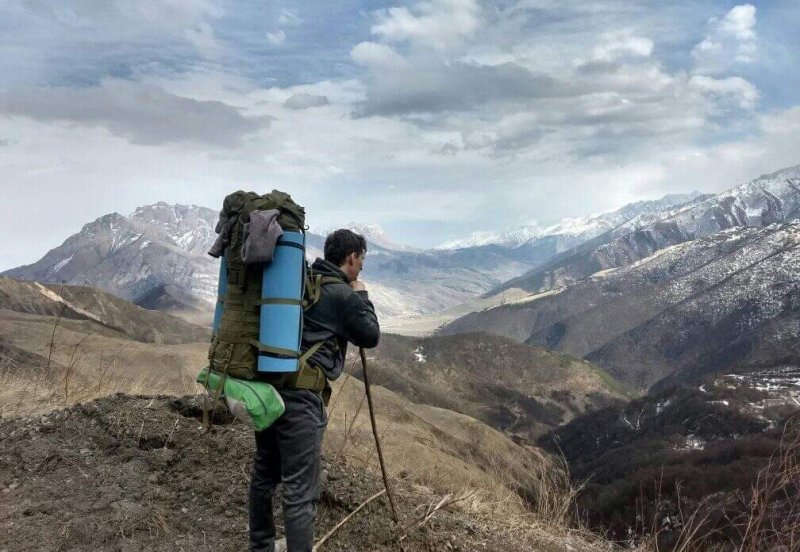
<box><xmin>197</xmin><ymin>367</ymin><xmax>285</xmax><ymax>431</ymax></box>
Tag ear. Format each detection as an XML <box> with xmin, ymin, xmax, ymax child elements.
<box><xmin>345</xmin><ymin>252</ymin><xmax>358</xmax><ymax>265</ymax></box>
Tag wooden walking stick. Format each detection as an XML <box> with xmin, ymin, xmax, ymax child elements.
<box><xmin>360</xmin><ymin>347</ymin><xmax>399</xmax><ymax>523</ymax></box>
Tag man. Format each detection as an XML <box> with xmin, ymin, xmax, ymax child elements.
<box><xmin>249</xmin><ymin>229</ymin><xmax>380</xmax><ymax>552</ymax></box>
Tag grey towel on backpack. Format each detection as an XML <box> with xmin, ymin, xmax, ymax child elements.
<box><xmin>241</xmin><ymin>209</ymin><xmax>283</xmax><ymax>264</ymax></box>
<box><xmin>208</xmin><ymin>212</ymin><xmax>239</xmax><ymax>258</ymax></box>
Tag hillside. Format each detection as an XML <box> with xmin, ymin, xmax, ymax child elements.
<box><xmin>0</xmin><ymin>279</ymin><xmax>568</xmax><ymax>536</ymax></box>
<box><xmin>0</xmin><ymin>394</ymin><xmax>604</xmax><ymax>552</ymax></box>
<box><xmin>442</xmin><ymin>220</ymin><xmax>800</xmax><ymax>390</ymax></box>
<box><xmin>541</xmin><ymin>369</ymin><xmax>800</xmax><ymax>544</ymax></box>
<box><xmin>349</xmin><ymin>333</ymin><xmax>627</xmax><ymax>441</ymax></box>
<box><xmin>0</xmin><ymin>277</ymin><xmax>209</xmax><ymax>344</ymax></box>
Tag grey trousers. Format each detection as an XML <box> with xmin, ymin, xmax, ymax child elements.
<box><xmin>249</xmin><ymin>389</ymin><xmax>327</xmax><ymax>552</ymax></box>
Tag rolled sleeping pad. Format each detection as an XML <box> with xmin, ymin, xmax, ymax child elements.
<box><xmin>212</xmin><ymin>254</ymin><xmax>227</xmax><ymax>335</ymax></box>
<box><xmin>257</xmin><ymin>231</ymin><xmax>305</xmax><ymax>373</ymax></box>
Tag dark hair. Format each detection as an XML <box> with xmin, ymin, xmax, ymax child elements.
<box><xmin>324</xmin><ymin>229</ymin><xmax>367</xmax><ymax>266</ymax></box>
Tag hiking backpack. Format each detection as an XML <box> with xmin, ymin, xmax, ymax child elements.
<box><xmin>206</xmin><ymin>190</ymin><xmax>338</xmax><ymax>385</ymax></box>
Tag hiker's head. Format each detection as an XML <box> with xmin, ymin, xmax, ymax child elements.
<box><xmin>324</xmin><ymin>229</ymin><xmax>367</xmax><ymax>281</ymax></box>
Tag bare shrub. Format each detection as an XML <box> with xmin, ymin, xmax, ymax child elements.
<box><xmin>636</xmin><ymin>415</ymin><xmax>800</xmax><ymax>552</ymax></box>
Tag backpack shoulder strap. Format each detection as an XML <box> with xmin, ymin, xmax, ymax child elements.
<box><xmin>303</xmin><ymin>270</ymin><xmax>344</xmax><ymax>310</ymax></box>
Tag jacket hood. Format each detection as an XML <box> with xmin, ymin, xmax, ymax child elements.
<box><xmin>311</xmin><ymin>257</ymin><xmax>350</xmax><ymax>283</ymax></box>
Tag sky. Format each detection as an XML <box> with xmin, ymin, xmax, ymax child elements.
<box><xmin>1</xmin><ymin>0</ymin><xmax>799</xmax><ymax>270</ymax></box>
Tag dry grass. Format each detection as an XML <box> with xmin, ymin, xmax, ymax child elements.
<box><xmin>620</xmin><ymin>417</ymin><xmax>800</xmax><ymax>552</ymax></box>
<box><xmin>0</xmin><ymin>316</ymin><xmax>200</xmax><ymax>418</ymax></box>
<box><xmin>0</xmin><ymin>290</ymin><xmax>624</xmax><ymax>551</ymax></box>
<box><xmin>321</xmin><ymin>365</ymin><xmax>617</xmax><ymax>551</ymax></box>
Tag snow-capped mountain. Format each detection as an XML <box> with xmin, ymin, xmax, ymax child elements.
<box><xmin>443</xmin><ymin>164</ymin><xmax>800</xmax><ymax>390</ymax></box>
<box><xmin>492</xmin><ymin>165</ymin><xmax>800</xmax><ymax>296</ymax></box>
<box><xmin>435</xmin><ymin>192</ymin><xmax>702</xmax><ymax>251</ymax></box>
<box><xmin>4</xmin><ymin>204</ymin><xmax>540</xmax><ymax>321</ymax></box>
<box><xmin>435</xmin><ymin>225</ymin><xmax>545</xmax><ymax>250</ymax></box>
<box><xmin>5</xmin><ymin>169</ymin><xmax>781</xmax><ymax>328</ymax></box>
<box><xmin>315</xmin><ymin>223</ymin><xmax>420</xmax><ymax>252</ymax></box>
<box><xmin>3</xmin><ymin>203</ymin><xmax>221</xmax><ymax>322</ymax></box>
<box><xmin>443</xmin><ymin>219</ymin><xmax>800</xmax><ymax>390</ymax></box>
<box><xmin>542</xmin><ymin>192</ymin><xmax>706</xmax><ymax>241</ymax></box>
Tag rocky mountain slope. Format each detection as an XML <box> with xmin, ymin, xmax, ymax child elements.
<box><xmin>442</xmin><ymin>166</ymin><xmax>800</xmax><ymax>390</ymax></box>
<box><xmin>0</xmin><ymin>278</ymin><xmax>613</xmax><ymax>551</ymax></box>
<box><xmin>443</xmin><ymin>221</ymin><xmax>800</xmax><ymax>390</ymax></box>
<box><xmin>492</xmin><ymin>165</ymin><xmax>800</xmax><ymax>297</ymax></box>
<box><xmin>3</xmin><ymin>203</ymin><xmax>221</xmax><ymax>324</ymax></box>
<box><xmin>348</xmin><ymin>333</ymin><xmax>627</xmax><ymax>442</ymax></box>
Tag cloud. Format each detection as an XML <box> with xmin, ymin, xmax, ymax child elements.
<box><xmin>720</xmin><ymin>4</ymin><xmax>757</xmax><ymax>42</ymax></box>
<box><xmin>0</xmin><ymin>80</ymin><xmax>270</xmax><ymax>146</ymax></box>
<box><xmin>351</xmin><ymin>42</ymin><xmax>409</xmax><ymax>70</ymax></box>
<box><xmin>692</xmin><ymin>4</ymin><xmax>757</xmax><ymax>73</ymax></box>
<box><xmin>354</xmin><ymin>60</ymin><xmax>564</xmax><ymax>117</ymax></box>
<box><xmin>689</xmin><ymin>75</ymin><xmax>759</xmax><ymax>110</ymax></box>
<box><xmin>266</xmin><ymin>30</ymin><xmax>287</xmax><ymax>46</ymax></box>
<box><xmin>283</xmin><ymin>93</ymin><xmax>329</xmax><ymax>110</ymax></box>
<box><xmin>371</xmin><ymin>0</ymin><xmax>482</xmax><ymax>51</ymax></box>
<box><xmin>13</xmin><ymin>0</ymin><xmax>224</xmax><ymax>50</ymax></box>
<box><xmin>278</xmin><ymin>9</ymin><xmax>302</xmax><ymax>26</ymax></box>
<box><xmin>0</xmin><ymin>0</ymin><xmax>797</xmax><ymax>262</ymax></box>
<box><xmin>590</xmin><ymin>32</ymin><xmax>654</xmax><ymax>63</ymax></box>
<box><xmin>185</xmin><ymin>21</ymin><xmax>219</xmax><ymax>54</ymax></box>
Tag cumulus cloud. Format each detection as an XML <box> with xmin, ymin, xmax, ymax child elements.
<box><xmin>371</xmin><ymin>0</ymin><xmax>482</xmax><ymax>51</ymax></box>
<box><xmin>351</xmin><ymin>42</ymin><xmax>409</xmax><ymax>69</ymax></box>
<box><xmin>283</xmin><ymin>93</ymin><xmax>329</xmax><ymax>110</ymax></box>
<box><xmin>689</xmin><ymin>75</ymin><xmax>759</xmax><ymax>110</ymax></box>
<box><xmin>0</xmin><ymin>80</ymin><xmax>270</xmax><ymax>146</ymax></box>
<box><xmin>692</xmin><ymin>4</ymin><xmax>757</xmax><ymax>73</ymax></box>
<box><xmin>0</xmin><ymin>0</ymin><xmax>796</xmax><ymax>261</ymax></box>
<box><xmin>590</xmin><ymin>32</ymin><xmax>654</xmax><ymax>63</ymax></box>
<box><xmin>266</xmin><ymin>30</ymin><xmax>287</xmax><ymax>46</ymax></box>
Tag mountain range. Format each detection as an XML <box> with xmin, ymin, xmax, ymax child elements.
<box><xmin>3</xmin><ymin>192</ymin><xmax>699</xmax><ymax>324</ymax></box>
<box><xmin>441</xmin><ymin>165</ymin><xmax>800</xmax><ymax>390</ymax></box>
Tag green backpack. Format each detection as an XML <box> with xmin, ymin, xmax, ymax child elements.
<box><xmin>201</xmin><ymin>190</ymin><xmax>339</xmax><ymax>429</ymax></box>
<box><xmin>207</xmin><ymin>189</ymin><xmax>307</xmax><ymax>380</ymax></box>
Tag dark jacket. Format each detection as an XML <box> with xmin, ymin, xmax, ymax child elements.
<box><xmin>301</xmin><ymin>258</ymin><xmax>380</xmax><ymax>381</ymax></box>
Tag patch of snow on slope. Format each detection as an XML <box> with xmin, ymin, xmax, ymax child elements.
<box><xmin>51</xmin><ymin>255</ymin><xmax>74</xmax><ymax>274</ymax></box>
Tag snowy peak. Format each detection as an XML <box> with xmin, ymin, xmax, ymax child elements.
<box><xmin>128</xmin><ymin>203</ymin><xmax>218</xmax><ymax>255</ymax></box>
<box><xmin>317</xmin><ymin>222</ymin><xmax>419</xmax><ymax>252</ymax></box>
<box><xmin>544</xmin><ymin>192</ymin><xmax>706</xmax><ymax>239</ymax></box>
<box><xmin>2</xmin><ymin>202</ymin><xmax>222</xmax><ymax>317</ymax></box>
<box><xmin>435</xmin><ymin>225</ymin><xmax>544</xmax><ymax>250</ymax></box>
<box><xmin>436</xmin><ymin>192</ymin><xmax>702</xmax><ymax>250</ymax></box>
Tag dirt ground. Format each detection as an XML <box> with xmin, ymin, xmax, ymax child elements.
<box><xmin>0</xmin><ymin>394</ymin><xmax>589</xmax><ymax>552</ymax></box>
